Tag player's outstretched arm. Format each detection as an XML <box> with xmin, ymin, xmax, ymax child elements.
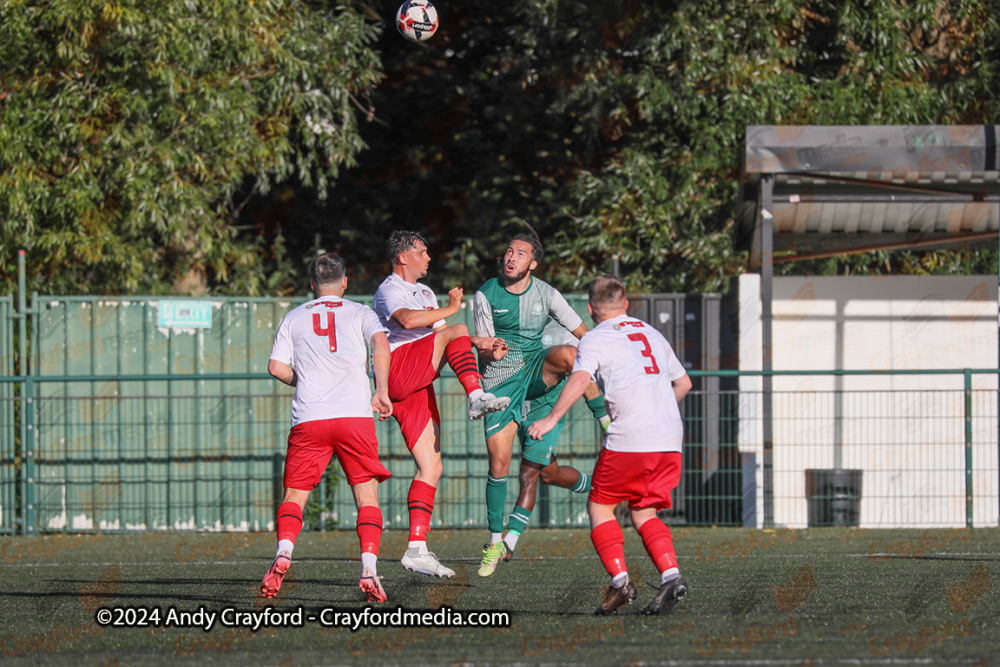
<box><xmin>391</xmin><ymin>287</ymin><xmax>464</xmax><ymax>330</ymax></box>
<box><xmin>526</xmin><ymin>370</ymin><xmax>591</xmax><ymax>440</ymax></box>
<box><xmin>370</xmin><ymin>332</ymin><xmax>393</xmax><ymax>420</ymax></box>
<box><xmin>267</xmin><ymin>359</ymin><xmax>297</xmax><ymax>387</ymax></box>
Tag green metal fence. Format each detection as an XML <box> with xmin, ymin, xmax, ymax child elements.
<box><xmin>30</xmin><ymin>297</ymin><xmax>302</xmax><ymax>533</ymax></box>
<box><xmin>727</xmin><ymin>371</ymin><xmax>999</xmax><ymax>529</ymax></box>
<box><xmin>2</xmin><ymin>293</ymin><xmax>998</xmax><ymax>534</ymax></box>
<box><xmin>0</xmin><ymin>295</ymin><xmax>15</xmax><ymax>533</ymax></box>
<box><xmin>4</xmin><ymin>293</ymin><xmax>607</xmax><ymax>534</ymax></box>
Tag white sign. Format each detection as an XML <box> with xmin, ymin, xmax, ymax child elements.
<box><xmin>158</xmin><ymin>301</ymin><xmax>212</xmax><ymax>329</ymax></box>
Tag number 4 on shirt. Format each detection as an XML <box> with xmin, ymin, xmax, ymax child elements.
<box><xmin>627</xmin><ymin>332</ymin><xmax>659</xmax><ymax>374</ymax></box>
<box><xmin>313</xmin><ymin>312</ymin><xmax>337</xmax><ymax>352</ymax></box>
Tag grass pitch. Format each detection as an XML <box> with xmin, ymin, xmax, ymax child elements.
<box><xmin>1</xmin><ymin>526</ymin><xmax>998</xmax><ymax>665</ymax></box>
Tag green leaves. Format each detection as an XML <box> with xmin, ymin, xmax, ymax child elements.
<box><xmin>553</xmin><ymin>0</ymin><xmax>998</xmax><ymax>293</ymax></box>
<box><xmin>0</xmin><ymin>0</ymin><xmax>382</xmax><ymax>295</ymax></box>
<box><xmin>2</xmin><ymin>0</ymin><xmax>995</xmax><ymax>298</ymax></box>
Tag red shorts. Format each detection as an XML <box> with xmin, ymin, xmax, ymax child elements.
<box><xmin>385</xmin><ymin>334</ymin><xmax>441</xmax><ymax>449</ymax></box>
<box><xmin>589</xmin><ymin>450</ymin><xmax>682</xmax><ymax>510</ymax></box>
<box><xmin>284</xmin><ymin>417</ymin><xmax>391</xmax><ymax>489</ymax></box>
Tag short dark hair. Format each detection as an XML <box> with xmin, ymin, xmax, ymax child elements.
<box><xmin>588</xmin><ymin>274</ymin><xmax>627</xmax><ymax>311</ymax></box>
<box><xmin>310</xmin><ymin>253</ymin><xmax>347</xmax><ymax>288</ymax></box>
<box><xmin>386</xmin><ymin>230</ymin><xmax>427</xmax><ymax>264</ymax></box>
<box><xmin>509</xmin><ymin>233</ymin><xmax>544</xmax><ymax>263</ymax></box>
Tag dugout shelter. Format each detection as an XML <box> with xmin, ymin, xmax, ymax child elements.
<box><xmin>736</xmin><ymin>125</ymin><xmax>1000</xmax><ymax>527</ymax></box>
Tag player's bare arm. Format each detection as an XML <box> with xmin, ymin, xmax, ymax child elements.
<box><xmin>267</xmin><ymin>359</ymin><xmax>297</xmax><ymax>387</ymax></box>
<box><xmin>569</xmin><ymin>322</ymin><xmax>589</xmax><ymax>340</ymax></box>
<box><xmin>391</xmin><ymin>286</ymin><xmax>464</xmax><ymax>330</ymax></box>
<box><xmin>673</xmin><ymin>373</ymin><xmax>692</xmax><ymax>404</ymax></box>
<box><xmin>526</xmin><ymin>370</ymin><xmax>591</xmax><ymax>440</ymax></box>
<box><xmin>370</xmin><ymin>331</ymin><xmax>393</xmax><ymax>421</ymax></box>
<box><xmin>472</xmin><ymin>335</ymin><xmax>508</xmax><ymax>362</ymax></box>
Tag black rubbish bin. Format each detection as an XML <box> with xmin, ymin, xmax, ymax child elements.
<box><xmin>806</xmin><ymin>469</ymin><xmax>863</xmax><ymax>527</ymax></box>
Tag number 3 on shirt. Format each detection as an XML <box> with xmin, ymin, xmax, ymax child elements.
<box><xmin>313</xmin><ymin>313</ymin><xmax>337</xmax><ymax>352</ymax></box>
<box><xmin>627</xmin><ymin>332</ymin><xmax>659</xmax><ymax>374</ymax></box>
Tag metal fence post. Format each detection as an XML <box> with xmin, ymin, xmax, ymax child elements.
<box><xmin>17</xmin><ymin>250</ymin><xmax>29</xmax><ymax>535</ymax></box>
<box><xmin>24</xmin><ymin>375</ymin><xmax>34</xmax><ymax>535</ymax></box>
<box><xmin>760</xmin><ymin>175</ymin><xmax>775</xmax><ymax>528</ymax></box>
<box><xmin>965</xmin><ymin>368</ymin><xmax>973</xmax><ymax>529</ymax></box>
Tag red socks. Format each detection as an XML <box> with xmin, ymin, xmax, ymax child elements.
<box><xmin>276</xmin><ymin>502</ymin><xmax>303</xmax><ymax>544</ymax></box>
<box><xmin>591</xmin><ymin>519</ymin><xmax>627</xmax><ymax>578</ymax></box>
<box><xmin>445</xmin><ymin>336</ymin><xmax>482</xmax><ymax>395</ymax></box>
<box><xmin>356</xmin><ymin>505</ymin><xmax>383</xmax><ymax>556</ymax></box>
<box><xmin>638</xmin><ymin>519</ymin><xmax>677</xmax><ymax>574</ymax></box>
<box><xmin>407</xmin><ymin>480</ymin><xmax>436</xmax><ymax>542</ymax></box>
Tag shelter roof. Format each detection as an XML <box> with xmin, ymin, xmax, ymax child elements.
<box><xmin>737</xmin><ymin>126</ymin><xmax>999</xmax><ymax>259</ymax></box>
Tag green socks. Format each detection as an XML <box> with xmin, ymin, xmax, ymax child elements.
<box><xmin>486</xmin><ymin>475</ymin><xmax>508</xmax><ymax>534</ymax></box>
<box><xmin>504</xmin><ymin>505</ymin><xmax>532</xmax><ymax>551</ymax></box>
<box><xmin>585</xmin><ymin>395</ymin><xmax>608</xmax><ymax>421</ymax></box>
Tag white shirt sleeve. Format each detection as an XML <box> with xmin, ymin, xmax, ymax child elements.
<box><xmin>376</xmin><ymin>280</ymin><xmax>414</xmax><ymax>325</ymax></box>
<box><xmin>548</xmin><ymin>289</ymin><xmax>584</xmax><ymax>333</ymax></box>
<box><xmin>360</xmin><ymin>305</ymin><xmax>389</xmax><ymax>343</ymax></box>
<box><xmin>269</xmin><ymin>313</ymin><xmax>294</xmax><ymax>364</ymax></box>
<box><xmin>663</xmin><ymin>341</ymin><xmax>687</xmax><ymax>382</ymax></box>
<box><xmin>473</xmin><ymin>291</ymin><xmax>494</xmax><ymax>337</ymax></box>
<box><xmin>573</xmin><ymin>333</ymin><xmax>600</xmax><ymax>381</ymax></box>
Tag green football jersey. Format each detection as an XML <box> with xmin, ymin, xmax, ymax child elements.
<box><xmin>472</xmin><ymin>276</ymin><xmax>583</xmax><ymax>390</ymax></box>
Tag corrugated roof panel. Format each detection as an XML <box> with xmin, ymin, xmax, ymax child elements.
<box><xmin>856</xmin><ymin>199</ymin><xmax>875</xmax><ymax>234</ymax></box>
<box><xmin>891</xmin><ymin>201</ymin><xmax>911</xmax><ymax>235</ymax></box>
<box><xmin>770</xmin><ymin>200</ymin><xmax>999</xmax><ymax>238</ymax></box>
<box><xmin>868</xmin><ymin>202</ymin><xmax>889</xmax><ymax>234</ymax></box>
<box><xmin>817</xmin><ymin>201</ymin><xmax>836</xmax><ymax>234</ymax></box>
<box><xmin>844</xmin><ymin>201</ymin><xmax>863</xmax><ymax>234</ymax></box>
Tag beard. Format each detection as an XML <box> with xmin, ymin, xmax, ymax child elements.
<box><xmin>501</xmin><ymin>264</ymin><xmax>529</xmax><ymax>284</ymax></box>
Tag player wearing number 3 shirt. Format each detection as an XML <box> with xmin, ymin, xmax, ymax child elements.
<box><xmin>262</xmin><ymin>253</ymin><xmax>393</xmax><ymax>604</ymax></box>
<box><xmin>527</xmin><ymin>274</ymin><xmax>693</xmax><ymax>616</ymax></box>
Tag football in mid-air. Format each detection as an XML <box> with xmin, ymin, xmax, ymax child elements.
<box><xmin>396</xmin><ymin>0</ymin><xmax>439</xmax><ymax>42</ymax></box>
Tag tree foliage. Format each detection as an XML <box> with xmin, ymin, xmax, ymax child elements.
<box><xmin>0</xmin><ymin>0</ymin><xmax>382</xmax><ymax>295</ymax></box>
<box><xmin>2</xmin><ymin>0</ymin><xmax>997</xmax><ymax>298</ymax></box>
<box><xmin>263</xmin><ymin>0</ymin><xmax>997</xmax><ymax>297</ymax></box>
<box><xmin>555</xmin><ymin>0</ymin><xmax>999</xmax><ymax>293</ymax></box>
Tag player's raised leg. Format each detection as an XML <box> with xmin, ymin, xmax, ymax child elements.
<box><xmin>261</xmin><ymin>488</ymin><xmax>308</xmax><ymax>598</ymax></box>
<box><xmin>354</xmin><ymin>480</ymin><xmax>388</xmax><ymax>603</ymax></box>
<box><xmin>633</xmin><ymin>506</ymin><xmax>688</xmax><ymax>614</ymax></box>
<box><xmin>590</xmin><ymin>500</ymin><xmax>637</xmax><ymax>615</ymax></box>
<box><xmin>431</xmin><ymin>323</ymin><xmax>510</xmax><ymax>420</ymax></box>
<box><xmin>400</xmin><ymin>421</ymin><xmax>455</xmax><ymax>577</ymax></box>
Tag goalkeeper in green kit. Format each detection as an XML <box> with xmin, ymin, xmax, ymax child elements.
<box><xmin>471</xmin><ymin>232</ymin><xmax>610</xmax><ymax>577</ymax></box>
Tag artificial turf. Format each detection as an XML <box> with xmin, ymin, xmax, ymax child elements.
<box><xmin>1</xmin><ymin>526</ymin><xmax>998</xmax><ymax>665</ymax></box>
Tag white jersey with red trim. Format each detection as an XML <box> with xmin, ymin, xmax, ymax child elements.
<box><xmin>373</xmin><ymin>273</ymin><xmax>445</xmax><ymax>351</ymax></box>
<box><xmin>270</xmin><ymin>296</ymin><xmax>388</xmax><ymax>426</ymax></box>
<box><xmin>573</xmin><ymin>314</ymin><xmax>687</xmax><ymax>453</ymax></box>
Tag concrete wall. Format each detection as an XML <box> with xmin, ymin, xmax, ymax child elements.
<box><xmin>738</xmin><ymin>275</ymin><xmax>998</xmax><ymax>528</ymax></box>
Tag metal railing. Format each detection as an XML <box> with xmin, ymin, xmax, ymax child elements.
<box><xmin>1</xmin><ymin>368</ymin><xmax>996</xmax><ymax>534</ymax></box>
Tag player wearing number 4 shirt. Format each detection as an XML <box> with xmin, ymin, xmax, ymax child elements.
<box><xmin>373</xmin><ymin>231</ymin><xmax>511</xmax><ymax>579</ymax></box>
<box><xmin>263</xmin><ymin>254</ymin><xmax>393</xmax><ymax>604</ymax></box>
<box><xmin>528</xmin><ymin>274</ymin><xmax>693</xmax><ymax>616</ymax></box>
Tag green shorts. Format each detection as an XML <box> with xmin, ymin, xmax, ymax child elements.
<box><xmin>482</xmin><ymin>348</ymin><xmax>554</xmax><ymax>440</ymax></box>
<box><xmin>517</xmin><ymin>379</ymin><xmax>567</xmax><ymax>466</ymax></box>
